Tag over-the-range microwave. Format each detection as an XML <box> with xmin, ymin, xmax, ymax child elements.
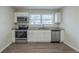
<box><xmin>17</xmin><ymin>16</ymin><xmax>27</xmax><ymax>23</ymax></box>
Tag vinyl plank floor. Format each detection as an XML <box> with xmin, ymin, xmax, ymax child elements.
<box><xmin>2</xmin><ymin>43</ymin><xmax>77</xmax><ymax>53</ymax></box>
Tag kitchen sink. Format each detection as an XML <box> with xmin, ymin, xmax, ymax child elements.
<box><xmin>38</xmin><ymin>27</ymin><xmax>49</xmax><ymax>30</ymax></box>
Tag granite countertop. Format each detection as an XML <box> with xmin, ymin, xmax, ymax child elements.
<box><xmin>12</xmin><ymin>27</ymin><xmax>64</xmax><ymax>31</ymax></box>
<box><xmin>28</xmin><ymin>27</ymin><xmax>64</xmax><ymax>30</ymax></box>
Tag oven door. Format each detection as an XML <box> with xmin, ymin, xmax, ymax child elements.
<box><xmin>15</xmin><ymin>30</ymin><xmax>27</xmax><ymax>39</ymax></box>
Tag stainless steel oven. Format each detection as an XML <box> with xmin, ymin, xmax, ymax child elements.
<box><xmin>15</xmin><ymin>30</ymin><xmax>27</xmax><ymax>43</ymax></box>
<box><xmin>15</xmin><ymin>30</ymin><xmax>27</xmax><ymax>38</ymax></box>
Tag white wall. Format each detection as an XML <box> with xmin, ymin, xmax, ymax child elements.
<box><xmin>15</xmin><ymin>9</ymin><xmax>56</xmax><ymax>13</ymax></box>
<box><xmin>0</xmin><ymin>7</ymin><xmax>14</xmax><ymax>52</ymax></box>
<box><xmin>62</xmin><ymin>7</ymin><xmax>79</xmax><ymax>52</ymax></box>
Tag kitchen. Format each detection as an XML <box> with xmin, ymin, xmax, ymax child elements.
<box><xmin>0</xmin><ymin>6</ymin><xmax>78</xmax><ymax>53</ymax></box>
<box><xmin>12</xmin><ymin>7</ymin><xmax>64</xmax><ymax>43</ymax></box>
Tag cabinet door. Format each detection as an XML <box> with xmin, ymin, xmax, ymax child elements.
<box><xmin>27</xmin><ymin>30</ymin><xmax>43</xmax><ymax>42</ymax></box>
<box><xmin>27</xmin><ymin>30</ymin><xmax>51</xmax><ymax>42</ymax></box>
<box><xmin>55</xmin><ymin>12</ymin><xmax>61</xmax><ymax>23</ymax></box>
<box><xmin>42</xmin><ymin>30</ymin><xmax>51</xmax><ymax>42</ymax></box>
<box><xmin>12</xmin><ymin>30</ymin><xmax>15</xmax><ymax>42</ymax></box>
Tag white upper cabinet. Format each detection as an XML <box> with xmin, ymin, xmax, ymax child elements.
<box><xmin>55</xmin><ymin>12</ymin><xmax>61</xmax><ymax>24</ymax></box>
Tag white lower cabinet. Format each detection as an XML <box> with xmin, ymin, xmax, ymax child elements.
<box><xmin>27</xmin><ymin>30</ymin><xmax>51</xmax><ymax>42</ymax></box>
<box><xmin>12</xmin><ymin>30</ymin><xmax>15</xmax><ymax>43</ymax></box>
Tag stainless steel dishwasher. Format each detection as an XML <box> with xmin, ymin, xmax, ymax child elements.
<box><xmin>51</xmin><ymin>30</ymin><xmax>60</xmax><ymax>43</ymax></box>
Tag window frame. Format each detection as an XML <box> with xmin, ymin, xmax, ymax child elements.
<box><xmin>41</xmin><ymin>14</ymin><xmax>54</xmax><ymax>24</ymax></box>
<box><xmin>29</xmin><ymin>14</ymin><xmax>41</xmax><ymax>25</ymax></box>
<box><xmin>29</xmin><ymin>13</ymin><xmax>54</xmax><ymax>25</ymax></box>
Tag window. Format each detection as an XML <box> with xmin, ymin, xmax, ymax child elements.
<box><xmin>42</xmin><ymin>14</ymin><xmax>54</xmax><ymax>24</ymax></box>
<box><xmin>29</xmin><ymin>14</ymin><xmax>41</xmax><ymax>24</ymax></box>
<box><xmin>29</xmin><ymin>14</ymin><xmax>54</xmax><ymax>25</ymax></box>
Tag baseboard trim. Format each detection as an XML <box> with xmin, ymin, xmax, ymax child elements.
<box><xmin>0</xmin><ymin>42</ymin><xmax>12</xmax><ymax>53</ymax></box>
<box><xmin>64</xmin><ymin>41</ymin><xmax>79</xmax><ymax>52</ymax></box>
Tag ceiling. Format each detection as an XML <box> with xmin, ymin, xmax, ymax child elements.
<box><xmin>14</xmin><ymin>6</ymin><xmax>63</xmax><ymax>10</ymax></box>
